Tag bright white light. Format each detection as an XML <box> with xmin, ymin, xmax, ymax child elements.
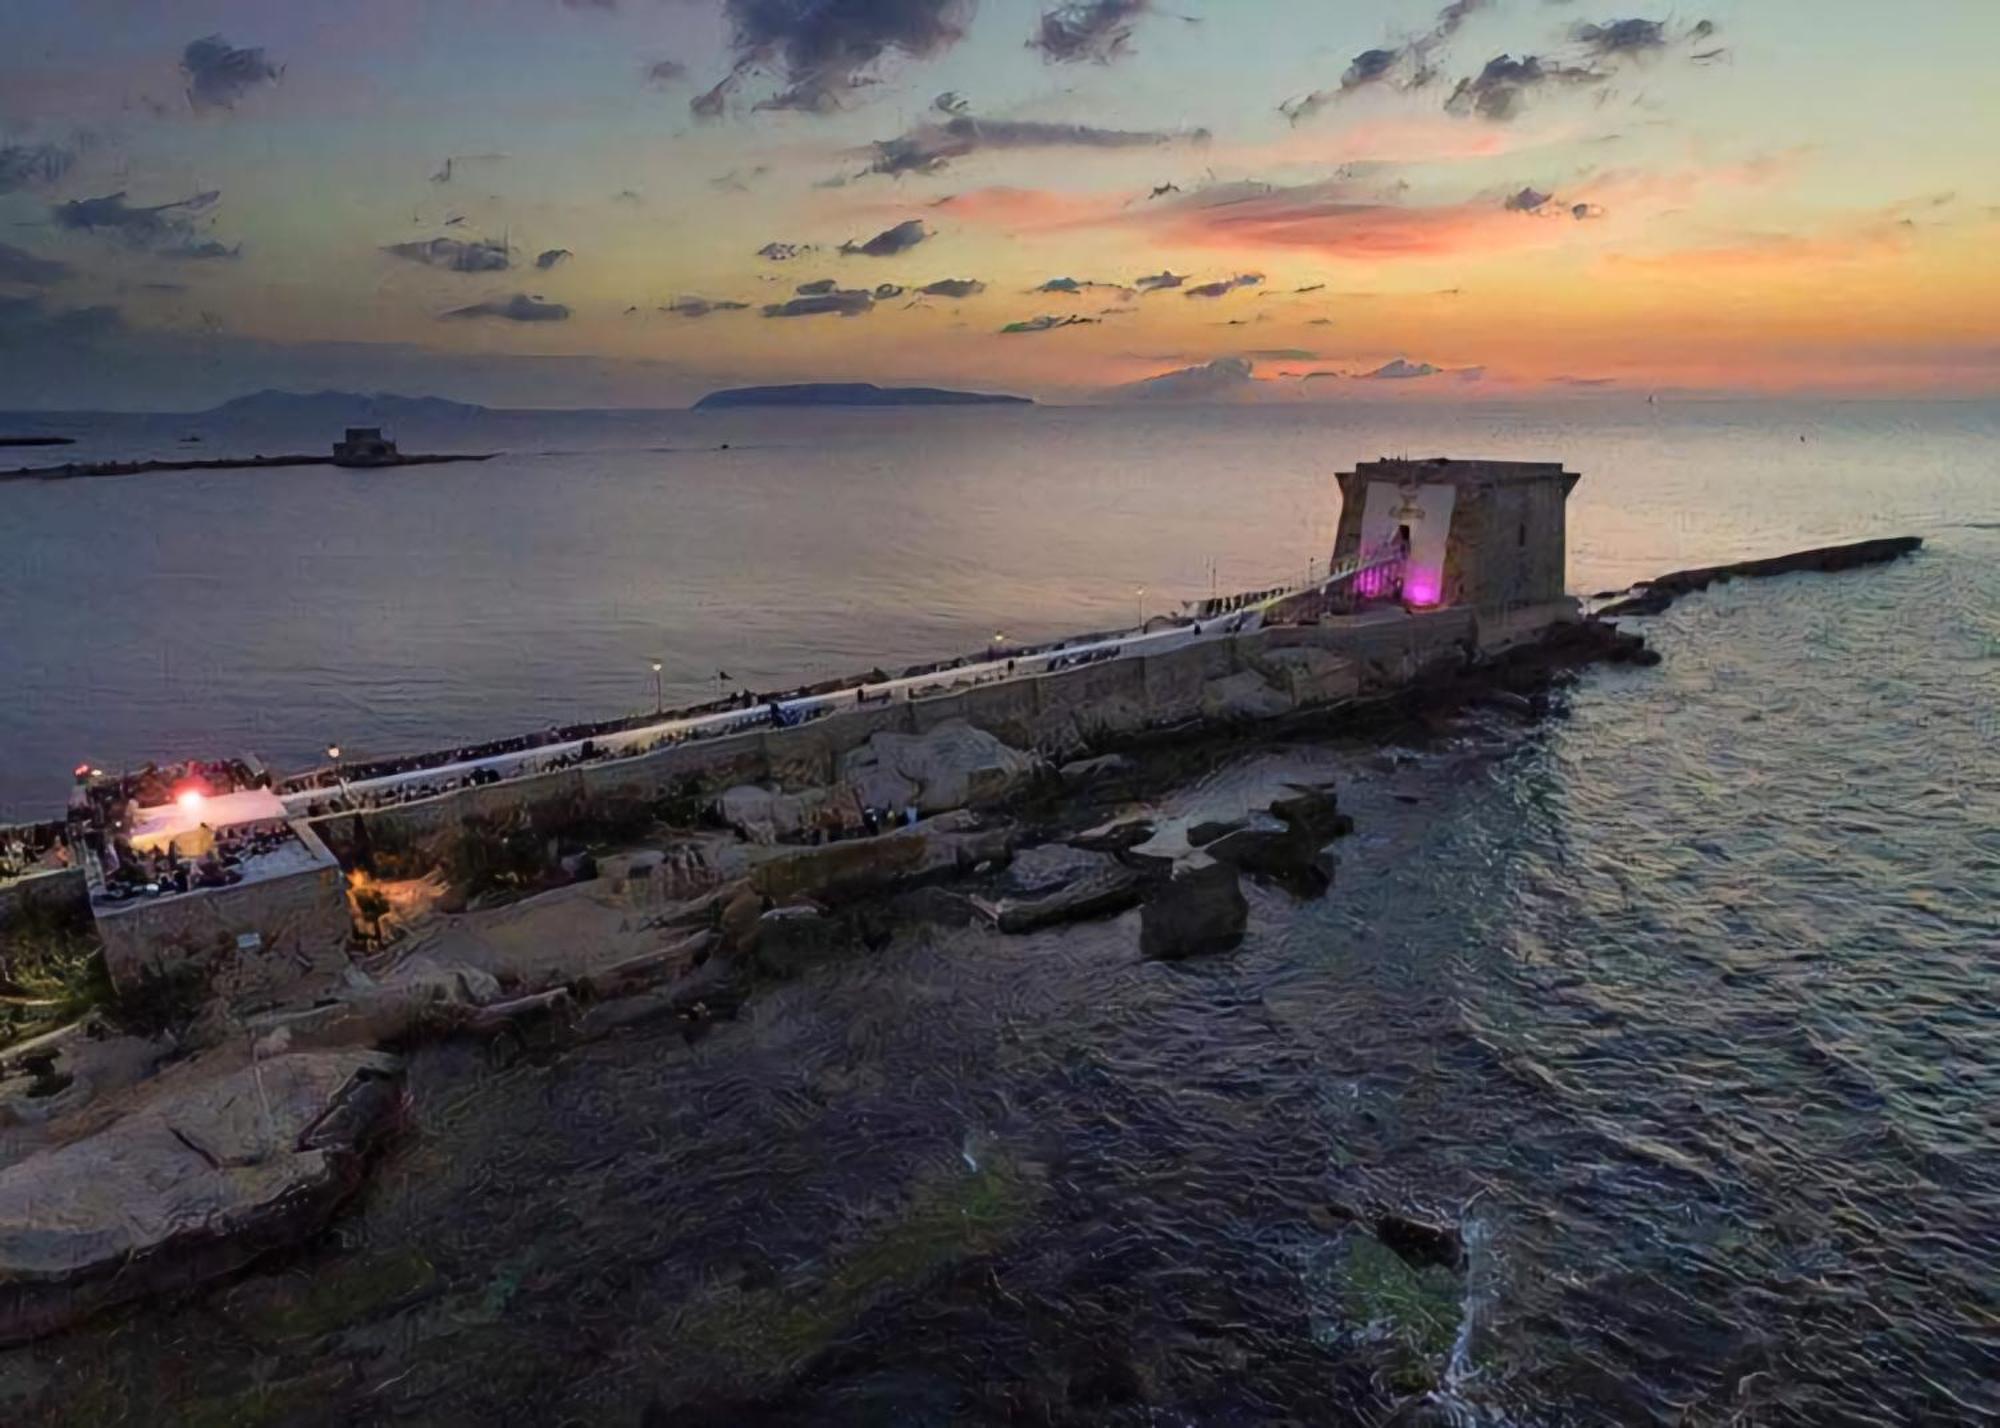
<box><xmin>176</xmin><ymin>789</ymin><xmax>204</xmax><ymax>812</ymax></box>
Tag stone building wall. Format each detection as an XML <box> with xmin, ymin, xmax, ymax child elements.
<box><xmin>96</xmin><ymin>860</ymin><xmax>351</xmax><ymax>1009</ymax></box>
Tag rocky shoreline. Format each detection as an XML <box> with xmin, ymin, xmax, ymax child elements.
<box><xmin>0</xmin><ymin>538</ymin><xmax>1919</xmax><ymax>1351</ymax></box>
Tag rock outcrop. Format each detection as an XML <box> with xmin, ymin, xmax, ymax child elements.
<box><xmin>1599</xmin><ymin>535</ymin><xmax>1922</xmax><ymax>617</ymax></box>
<box><xmin>972</xmin><ymin>845</ymin><xmax>1144</xmax><ymax>934</ymax></box>
<box><xmin>838</xmin><ymin>719</ymin><xmax>1042</xmax><ymax>815</ymax></box>
<box><xmin>0</xmin><ymin>1049</ymin><xmax>404</xmax><ymax>1345</ymax></box>
<box><xmin>1139</xmin><ymin>854</ymin><xmax>1247</xmax><ymax>961</ymax></box>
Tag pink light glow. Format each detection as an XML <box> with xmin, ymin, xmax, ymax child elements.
<box><xmin>1403</xmin><ymin>571</ymin><xmax>1442</xmax><ymax>606</ymax></box>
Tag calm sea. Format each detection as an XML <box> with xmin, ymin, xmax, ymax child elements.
<box><xmin>1</xmin><ymin>399</ymin><xmax>1997</xmax><ymax>1422</ymax></box>
<box><xmin>1</xmin><ymin>399</ymin><xmax>1993</xmax><ymax>817</ymax></box>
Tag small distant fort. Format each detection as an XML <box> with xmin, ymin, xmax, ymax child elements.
<box><xmin>3</xmin><ymin>456</ymin><xmax>1591</xmax><ymax>1006</ymax></box>
<box><xmin>332</xmin><ymin>427</ymin><xmax>399</xmax><ymax>466</ymax></box>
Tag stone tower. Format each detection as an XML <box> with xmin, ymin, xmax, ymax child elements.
<box><xmin>1331</xmin><ymin>457</ymin><xmax>1580</xmax><ymax>611</ymax></box>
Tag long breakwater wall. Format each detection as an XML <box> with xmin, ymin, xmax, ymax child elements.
<box><xmin>307</xmin><ymin>602</ymin><xmax>1568</xmax><ymax>866</ymax></box>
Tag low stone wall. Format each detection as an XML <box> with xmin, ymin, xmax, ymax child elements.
<box><xmin>301</xmin><ymin>606</ymin><xmax>1569</xmax><ymax>874</ymax></box>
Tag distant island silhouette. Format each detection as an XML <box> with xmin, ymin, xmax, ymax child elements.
<box><xmin>693</xmin><ymin>383</ymin><xmax>1032</xmax><ymax>410</ymax></box>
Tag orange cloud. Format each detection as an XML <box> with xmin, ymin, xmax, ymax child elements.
<box><xmin>923</xmin><ymin>186</ymin><xmax>1128</xmax><ymax>231</ymax></box>
<box><xmin>1137</xmin><ymin>180</ymin><xmax>1557</xmax><ymax>259</ymax></box>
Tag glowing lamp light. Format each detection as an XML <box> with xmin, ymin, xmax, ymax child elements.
<box><xmin>176</xmin><ymin>788</ymin><xmax>205</xmax><ymax>812</ymax></box>
<box><xmin>1403</xmin><ymin>573</ymin><xmax>1442</xmax><ymax>607</ymax></box>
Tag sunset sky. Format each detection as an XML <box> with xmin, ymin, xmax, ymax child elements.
<box><xmin>2</xmin><ymin>0</ymin><xmax>1995</xmax><ymax>407</ymax></box>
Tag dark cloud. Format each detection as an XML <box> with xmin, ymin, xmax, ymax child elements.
<box><xmin>1185</xmin><ymin>273</ymin><xmax>1264</xmax><ymax>298</ymax></box>
<box><xmin>166</xmin><ymin>238</ymin><xmax>240</xmax><ymax>261</ymax></box>
<box><xmin>934</xmin><ymin>90</ymin><xmax>971</xmax><ymax>115</ymax></box>
<box><xmin>0</xmin><ymin>243</ymin><xmax>73</xmax><ymax>285</ymax></box>
<box><xmin>384</xmin><ymin>236</ymin><xmax>512</xmax><ymax>272</ymax></box>
<box><xmin>796</xmin><ymin>278</ymin><xmax>839</xmax><ymax>295</ymax></box>
<box><xmin>1571</xmin><ymin>201</ymin><xmax>1605</xmax><ymax>219</ymax></box>
<box><xmin>662</xmin><ymin>296</ymin><xmax>750</xmax><ymax>317</ymax></box>
<box><xmin>0</xmin><ymin>142</ymin><xmax>75</xmax><ymax>195</ymax></box>
<box><xmin>868</xmin><ymin>113</ymin><xmax>1205</xmax><ymax>177</ymax></box>
<box><xmin>1118</xmin><ymin>356</ymin><xmax>1258</xmax><ymax>401</ymax></box>
<box><xmin>1504</xmin><ymin>186</ymin><xmax>1552</xmax><ymax>212</ymax></box>
<box><xmin>1029</xmin><ymin>2</ymin><xmax>1153</xmax><ymax>65</ymax></box>
<box><xmin>873</xmin><ymin>282</ymin><xmax>905</xmax><ymax>299</ymax></box>
<box><xmin>0</xmin><ymin>294</ymin><xmax>123</xmax><ymax>345</ymax></box>
<box><xmin>181</xmin><ymin>35</ymin><xmax>282</xmax><ymax>111</ymax></box>
<box><xmin>1360</xmin><ymin>357</ymin><xmax>1441</xmax><ymax>379</ymax></box>
<box><xmin>1571</xmin><ymin>19</ymin><xmax>1667</xmax><ymax>57</ymax></box>
<box><xmin>918</xmin><ymin>277</ymin><xmax>985</xmax><ymax>297</ymax></box>
<box><xmin>757</xmin><ymin>241</ymin><xmax>814</xmax><ymax>261</ymax></box>
<box><xmin>644</xmin><ymin>59</ymin><xmax>687</xmax><ymax>86</ymax></box>
<box><xmin>1281</xmin><ymin>0</ymin><xmax>1491</xmax><ymax>122</ymax></box>
<box><xmin>1549</xmin><ymin>373</ymin><xmax>1617</xmax><ymax>386</ymax></box>
<box><xmin>704</xmin><ymin>0</ymin><xmax>973</xmax><ymax>116</ymax></box>
<box><xmin>1033</xmin><ymin>276</ymin><xmax>1131</xmax><ymax>298</ymax></box>
<box><xmin>1000</xmin><ymin>313</ymin><xmax>1098</xmax><ymax>333</ymax></box>
<box><xmin>763</xmin><ymin>289</ymin><xmax>876</xmax><ymax>318</ymax></box>
<box><xmin>52</xmin><ymin>190</ymin><xmax>236</xmax><ymax>255</ymax></box>
<box><xmin>1133</xmin><ymin>270</ymin><xmax>1185</xmax><ymax>291</ymax></box>
<box><xmin>840</xmin><ymin>218</ymin><xmax>929</xmax><ymax>257</ymax></box>
<box><xmin>1446</xmin><ymin>54</ymin><xmax>1603</xmax><ymax>121</ymax></box>
<box><xmin>441</xmin><ymin>293</ymin><xmax>570</xmax><ymax>322</ymax></box>
<box><xmin>536</xmin><ymin>248</ymin><xmax>573</xmax><ymax>270</ymax></box>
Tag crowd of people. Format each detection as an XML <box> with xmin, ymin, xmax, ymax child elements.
<box><xmin>94</xmin><ymin>820</ymin><xmax>297</xmax><ymax>905</ymax></box>
<box><xmin>0</xmin><ymin>821</ymin><xmax>71</xmax><ymax>883</ymax></box>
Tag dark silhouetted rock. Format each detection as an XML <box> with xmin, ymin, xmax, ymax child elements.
<box><xmin>1202</xmin><ymin>824</ymin><xmax>1332</xmax><ymax>898</ymax></box>
<box><xmin>1068</xmin><ymin>817</ymin><xmax>1155</xmax><ymax>854</ymax></box>
<box><xmin>1371</xmin><ymin>1210</ymin><xmax>1465</xmax><ymax>1272</ymax></box>
<box><xmin>1186</xmin><ymin>818</ymin><xmax>1245</xmax><ymax>847</ymax></box>
<box><xmin>1140</xmin><ymin>854</ymin><xmax>1247</xmax><ymax>961</ymax></box>
<box><xmin>975</xmin><ymin>845</ymin><xmax>1144</xmax><ymax>933</ymax></box>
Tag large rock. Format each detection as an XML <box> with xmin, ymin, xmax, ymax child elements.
<box><xmin>247</xmin><ymin>956</ymin><xmax>504</xmax><ymax>1054</ymax></box>
<box><xmin>838</xmin><ymin>720</ymin><xmax>1041</xmax><ymax>816</ymax></box>
<box><xmin>1202</xmin><ymin>823</ymin><xmax>1332</xmax><ymax>898</ymax></box>
<box><xmin>973</xmin><ymin>845</ymin><xmax>1144</xmax><ymax>934</ymax></box>
<box><xmin>1267</xmin><ymin>784</ymin><xmax>1354</xmax><ymax>841</ymax></box>
<box><xmin>1068</xmin><ymin>817</ymin><xmax>1155</xmax><ymax>854</ymax></box>
<box><xmin>1252</xmin><ymin>645</ymin><xmax>1360</xmax><ymax>707</ymax></box>
<box><xmin>0</xmin><ymin>1049</ymin><xmax>404</xmax><ymax>1345</ymax></box>
<box><xmin>750</xmin><ymin>907</ymin><xmax>844</xmax><ymax>978</ymax></box>
<box><xmin>1139</xmin><ymin>854</ymin><xmax>1247</xmax><ymax>961</ymax></box>
<box><xmin>1200</xmin><ymin>670</ymin><xmax>1293</xmax><ymax>722</ymax></box>
<box><xmin>747</xmin><ymin>811</ymin><xmax>1015</xmax><ymax>904</ymax></box>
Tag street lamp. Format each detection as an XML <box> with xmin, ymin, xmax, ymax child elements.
<box><xmin>1135</xmin><ymin>585</ymin><xmax>1147</xmax><ymax>627</ymax></box>
<box><xmin>650</xmin><ymin>660</ymin><xmax>664</xmax><ymax>716</ymax></box>
<box><xmin>327</xmin><ymin>742</ymin><xmax>342</xmax><ymax>788</ymax></box>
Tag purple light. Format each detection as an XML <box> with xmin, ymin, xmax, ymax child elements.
<box><xmin>1404</xmin><ymin>571</ymin><xmax>1441</xmax><ymax>606</ymax></box>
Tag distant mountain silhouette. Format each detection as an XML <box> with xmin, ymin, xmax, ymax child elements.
<box><xmin>203</xmin><ymin>389</ymin><xmax>488</xmax><ymax>422</ymax></box>
<box><xmin>693</xmin><ymin>382</ymin><xmax>1031</xmax><ymax>410</ymax></box>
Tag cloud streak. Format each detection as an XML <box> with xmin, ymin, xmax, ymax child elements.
<box><xmin>763</xmin><ymin>289</ymin><xmax>875</xmax><ymax>317</ymax></box>
<box><xmin>384</xmin><ymin>236</ymin><xmax>511</xmax><ymax>272</ymax></box>
<box><xmin>441</xmin><ymin>293</ymin><xmax>569</xmax><ymax>322</ymax></box>
<box><xmin>840</xmin><ymin>218</ymin><xmax>929</xmax><ymax>256</ymax></box>
<box><xmin>867</xmin><ymin>113</ymin><xmax>1206</xmax><ymax>177</ymax></box>
<box><xmin>0</xmin><ymin>243</ymin><xmax>72</xmax><ymax>285</ymax></box>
